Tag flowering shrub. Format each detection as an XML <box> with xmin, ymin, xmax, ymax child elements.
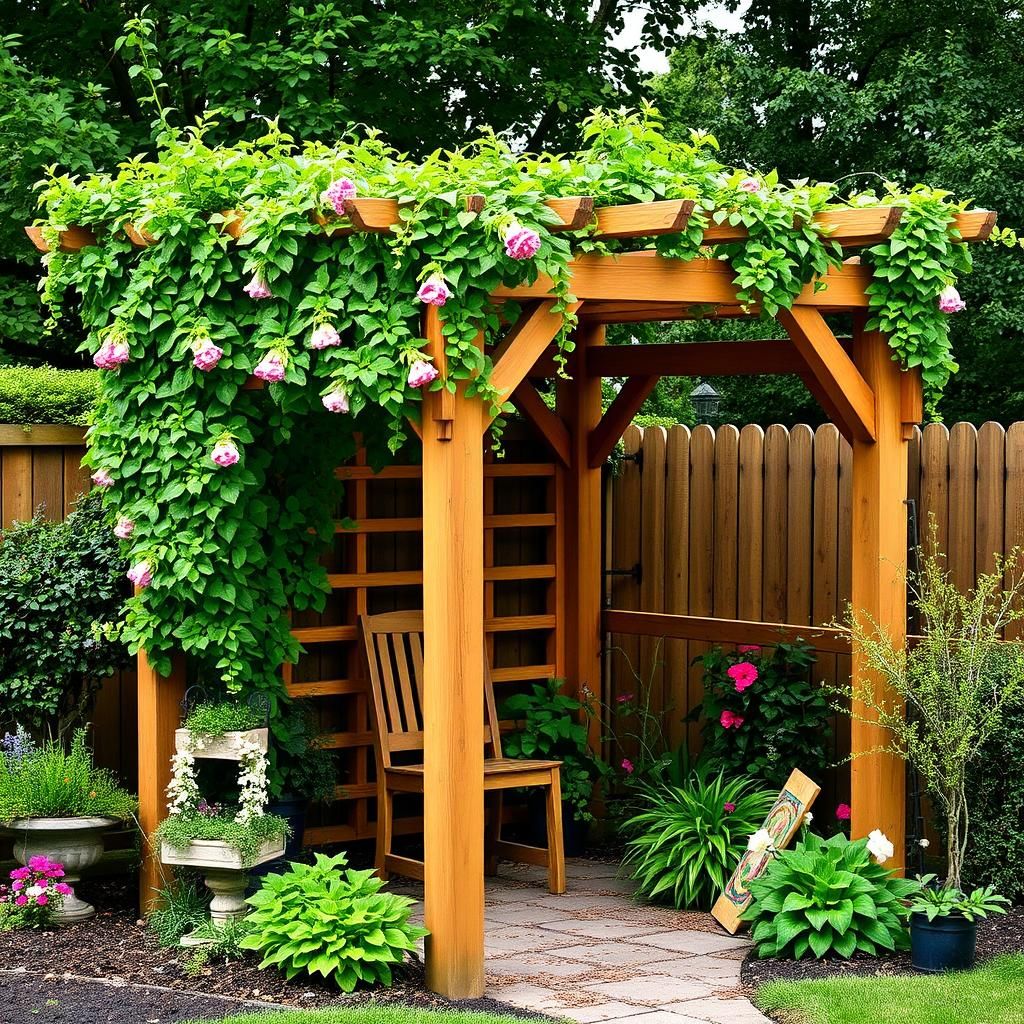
<box><xmin>691</xmin><ymin>643</ymin><xmax>830</xmax><ymax>787</ymax></box>
<box><xmin>0</xmin><ymin>857</ymin><xmax>73</xmax><ymax>930</ymax></box>
<box><xmin>743</xmin><ymin>832</ymin><xmax>919</xmax><ymax>959</ymax></box>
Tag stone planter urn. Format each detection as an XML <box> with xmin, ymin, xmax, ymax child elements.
<box><xmin>9</xmin><ymin>816</ymin><xmax>117</xmax><ymax>922</ymax></box>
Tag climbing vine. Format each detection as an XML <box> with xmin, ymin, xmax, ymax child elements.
<box><xmin>30</xmin><ymin>101</ymin><xmax>975</xmax><ymax>713</ymax></box>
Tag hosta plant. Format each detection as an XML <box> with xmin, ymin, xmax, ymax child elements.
<box><xmin>622</xmin><ymin>768</ymin><xmax>776</xmax><ymax>910</ymax></box>
<box><xmin>239</xmin><ymin>852</ymin><xmax>428</xmax><ymax>991</ymax></box>
<box><xmin>743</xmin><ymin>832</ymin><xmax>919</xmax><ymax>959</ymax></box>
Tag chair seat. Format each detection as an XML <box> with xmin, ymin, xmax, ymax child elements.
<box><xmin>388</xmin><ymin>757</ymin><xmax>561</xmax><ymax>776</ymax></box>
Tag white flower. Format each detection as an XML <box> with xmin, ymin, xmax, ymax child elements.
<box><xmin>234</xmin><ymin>738</ymin><xmax>270</xmax><ymax>825</ymax></box>
<box><xmin>25</xmin><ymin>885</ymin><xmax>43</xmax><ymax>898</ymax></box>
<box><xmin>747</xmin><ymin>828</ymin><xmax>774</xmax><ymax>855</ymax></box>
<box><xmin>803</xmin><ymin>812</ymin><xmax>813</xmax><ymax>826</ymax></box>
<box><xmin>918</xmin><ymin>838</ymin><xmax>930</xmax><ymax>849</ymax></box>
<box><xmin>166</xmin><ymin>750</ymin><xmax>200</xmax><ymax>816</ymax></box>
<box><xmin>867</xmin><ymin>828</ymin><xmax>894</xmax><ymax>864</ymax></box>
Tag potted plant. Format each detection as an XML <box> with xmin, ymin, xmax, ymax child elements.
<box><xmin>908</xmin><ymin>874</ymin><xmax>1008</xmax><ymax>972</ymax></box>
<box><xmin>499</xmin><ymin>678</ymin><xmax>609</xmax><ymax>854</ymax></box>
<box><xmin>0</xmin><ymin>728</ymin><xmax>137</xmax><ymax>921</ymax></box>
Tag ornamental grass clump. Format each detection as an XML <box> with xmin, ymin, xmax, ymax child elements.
<box><xmin>239</xmin><ymin>852</ymin><xmax>428</xmax><ymax>991</ymax></box>
<box><xmin>622</xmin><ymin>767</ymin><xmax>776</xmax><ymax>910</ymax></box>
<box><xmin>743</xmin><ymin>832</ymin><xmax>919</xmax><ymax>959</ymax></box>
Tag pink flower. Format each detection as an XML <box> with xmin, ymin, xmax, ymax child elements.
<box><xmin>126</xmin><ymin>560</ymin><xmax>152</xmax><ymax>589</ymax></box>
<box><xmin>211</xmin><ymin>440</ymin><xmax>240</xmax><ymax>467</ymax></box>
<box><xmin>192</xmin><ymin>337</ymin><xmax>224</xmax><ymax>372</ymax></box>
<box><xmin>10</xmin><ymin>868</ymin><xmax>30</xmax><ymax>881</ymax></box>
<box><xmin>616</xmin><ymin>693</ymin><xmax>635</xmax><ymax>704</ymax></box>
<box><xmin>309</xmin><ymin>324</ymin><xmax>341</xmax><ymax>350</ymax></box>
<box><xmin>836</xmin><ymin>803</ymin><xmax>852</xmax><ymax>821</ymax></box>
<box><xmin>14</xmin><ymin>895</ymin><xmax>26</xmax><ymax>907</ymax></box>
<box><xmin>738</xmin><ymin>644</ymin><xmax>761</xmax><ymax>653</ymax></box>
<box><xmin>417</xmin><ymin>273</ymin><xmax>453</xmax><ymax>307</ymax></box>
<box><xmin>91</xmin><ymin>469</ymin><xmax>114</xmax><ymax>488</ymax></box>
<box><xmin>621</xmin><ymin>758</ymin><xmax>634</xmax><ymax>774</ymax></box>
<box><xmin>738</xmin><ymin>177</ymin><xmax>761</xmax><ymax>194</ymax></box>
<box><xmin>938</xmin><ymin>285</ymin><xmax>966</xmax><ymax>314</ymax></box>
<box><xmin>408</xmin><ymin>359</ymin><xmax>439</xmax><ymax>388</ymax></box>
<box><xmin>322</xmin><ymin>386</ymin><xmax>350</xmax><ymax>414</ymax></box>
<box><xmin>113</xmin><ymin>517</ymin><xmax>135</xmax><ymax>540</ymax></box>
<box><xmin>54</xmin><ymin>883</ymin><xmax>72</xmax><ymax>896</ymax></box>
<box><xmin>243</xmin><ymin>273</ymin><xmax>272</xmax><ymax>300</ymax></box>
<box><xmin>323</xmin><ymin>178</ymin><xmax>357</xmax><ymax>214</ymax></box>
<box><xmin>254</xmin><ymin>350</ymin><xmax>287</xmax><ymax>383</ymax></box>
<box><xmin>93</xmin><ymin>338</ymin><xmax>130</xmax><ymax>370</ymax></box>
<box><xmin>720</xmin><ymin>709</ymin><xmax>745</xmax><ymax>729</ymax></box>
<box><xmin>503</xmin><ymin>223</ymin><xmax>542</xmax><ymax>260</ymax></box>
<box><xmin>11</xmin><ymin>880</ymin><xmax>23</xmax><ymax>891</ymax></box>
<box><xmin>36</xmin><ymin>894</ymin><xmax>48</xmax><ymax>906</ymax></box>
<box><xmin>27</xmin><ymin>858</ymin><xmax>48</xmax><ymax>871</ymax></box>
<box><xmin>727</xmin><ymin>662</ymin><xmax>758</xmax><ymax>693</ymax></box>
<box><xmin>724</xmin><ymin>802</ymin><xmax>736</xmax><ymax>814</ymax></box>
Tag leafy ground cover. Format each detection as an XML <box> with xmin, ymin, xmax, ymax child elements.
<box><xmin>755</xmin><ymin>954</ymin><xmax>1024</xmax><ymax>1024</ymax></box>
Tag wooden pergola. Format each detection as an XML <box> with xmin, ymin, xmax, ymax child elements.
<box><xmin>119</xmin><ymin>197</ymin><xmax>995</xmax><ymax>999</ymax></box>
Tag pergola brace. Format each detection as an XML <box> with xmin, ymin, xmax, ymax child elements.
<box><xmin>508</xmin><ymin>380</ymin><xmax>571</xmax><ymax>467</ymax></box>
<box><xmin>587</xmin><ymin>375</ymin><xmax>660</xmax><ymax>468</ymax></box>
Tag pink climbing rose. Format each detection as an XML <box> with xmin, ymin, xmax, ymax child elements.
<box><xmin>621</xmin><ymin>758</ymin><xmax>634</xmax><ymax>774</ymax></box>
<box><xmin>720</xmin><ymin>709</ymin><xmax>745</xmax><ymax>729</ymax></box>
<box><xmin>93</xmin><ymin>338</ymin><xmax>130</xmax><ymax>370</ymax></box>
<box><xmin>91</xmin><ymin>469</ymin><xmax>114</xmax><ymax>488</ymax></box>
<box><xmin>113</xmin><ymin>517</ymin><xmax>135</xmax><ymax>540</ymax></box>
<box><xmin>503</xmin><ymin>222</ymin><xmax>541</xmax><ymax>260</ymax></box>
<box><xmin>323</xmin><ymin>178</ymin><xmax>357</xmax><ymax>214</ymax></box>
<box><xmin>723</xmin><ymin>802</ymin><xmax>736</xmax><ymax>814</ymax></box>
<box><xmin>417</xmin><ymin>273</ymin><xmax>453</xmax><ymax>307</ymax></box>
<box><xmin>126</xmin><ymin>560</ymin><xmax>152</xmax><ymax>589</ymax></box>
<box><xmin>322</xmin><ymin>387</ymin><xmax>350</xmax><ymax>414</ymax></box>
<box><xmin>309</xmin><ymin>324</ymin><xmax>341</xmax><ymax>350</ymax></box>
<box><xmin>408</xmin><ymin>359</ymin><xmax>439</xmax><ymax>388</ymax></box>
<box><xmin>938</xmin><ymin>284</ymin><xmax>966</xmax><ymax>314</ymax></box>
<box><xmin>738</xmin><ymin>177</ymin><xmax>761</xmax><ymax>193</ymax></box>
<box><xmin>243</xmin><ymin>273</ymin><xmax>272</xmax><ymax>300</ymax></box>
<box><xmin>738</xmin><ymin>644</ymin><xmax>761</xmax><ymax>653</ymax></box>
<box><xmin>254</xmin><ymin>350</ymin><xmax>287</xmax><ymax>383</ymax></box>
<box><xmin>211</xmin><ymin>440</ymin><xmax>240</xmax><ymax>467</ymax></box>
<box><xmin>836</xmin><ymin>803</ymin><xmax>852</xmax><ymax>821</ymax></box>
<box><xmin>192</xmin><ymin>337</ymin><xmax>224</xmax><ymax>372</ymax></box>
<box><xmin>727</xmin><ymin>661</ymin><xmax>758</xmax><ymax>692</ymax></box>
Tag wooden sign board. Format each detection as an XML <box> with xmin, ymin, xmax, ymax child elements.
<box><xmin>711</xmin><ymin>768</ymin><xmax>821</xmax><ymax>934</ymax></box>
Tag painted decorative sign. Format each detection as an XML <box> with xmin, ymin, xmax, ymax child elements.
<box><xmin>712</xmin><ymin>768</ymin><xmax>821</xmax><ymax>934</ymax></box>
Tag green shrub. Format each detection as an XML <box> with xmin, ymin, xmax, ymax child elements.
<box><xmin>155</xmin><ymin>811</ymin><xmax>288</xmax><ymax>867</ymax></box>
<box><xmin>0</xmin><ymin>490</ymin><xmax>128</xmax><ymax>739</ymax></box>
<box><xmin>147</xmin><ymin>877</ymin><xmax>209</xmax><ymax>947</ymax></box>
<box><xmin>0</xmin><ymin>728</ymin><xmax>137</xmax><ymax>824</ymax></box>
<box><xmin>184</xmin><ymin>700</ymin><xmax>265</xmax><ymax>737</ymax></box>
<box><xmin>622</xmin><ymin>767</ymin><xmax>777</xmax><ymax>910</ymax></box>
<box><xmin>691</xmin><ymin>642</ymin><xmax>831</xmax><ymax>788</ymax></box>
<box><xmin>743</xmin><ymin>832</ymin><xmax>919</xmax><ymax>959</ymax></box>
<box><xmin>240</xmin><ymin>852</ymin><xmax>427</xmax><ymax>991</ymax></box>
<box><xmin>0</xmin><ymin>366</ymin><xmax>98</xmax><ymax>425</ymax></box>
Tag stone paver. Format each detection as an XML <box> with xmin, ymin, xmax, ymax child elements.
<box><xmin>399</xmin><ymin>859</ymin><xmax>770</xmax><ymax>1024</ymax></box>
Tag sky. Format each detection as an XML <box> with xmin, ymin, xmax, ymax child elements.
<box><xmin>614</xmin><ymin>2</ymin><xmax>748</xmax><ymax>74</ymax></box>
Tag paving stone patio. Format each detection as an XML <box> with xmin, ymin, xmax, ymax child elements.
<box><xmin>396</xmin><ymin>858</ymin><xmax>769</xmax><ymax>1024</ymax></box>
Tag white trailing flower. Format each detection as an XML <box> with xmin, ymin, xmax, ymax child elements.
<box><xmin>803</xmin><ymin>812</ymin><xmax>813</xmax><ymax>826</ymax></box>
<box><xmin>918</xmin><ymin>838</ymin><xmax>930</xmax><ymax>849</ymax></box>
<box><xmin>166</xmin><ymin>750</ymin><xmax>199</xmax><ymax>816</ymax></box>
<box><xmin>235</xmin><ymin>738</ymin><xmax>270</xmax><ymax>825</ymax></box>
<box><xmin>747</xmin><ymin>828</ymin><xmax>775</xmax><ymax>855</ymax></box>
<box><xmin>867</xmin><ymin>828</ymin><xmax>895</xmax><ymax>864</ymax></box>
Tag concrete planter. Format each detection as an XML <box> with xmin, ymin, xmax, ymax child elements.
<box><xmin>174</xmin><ymin>727</ymin><xmax>268</xmax><ymax>761</ymax></box>
<box><xmin>8</xmin><ymin>816</ymin><xmax>117</xmax><ymax>922</ymax></box>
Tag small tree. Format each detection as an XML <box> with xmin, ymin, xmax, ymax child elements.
<box><xmin>845</xmin><ymin>531</ymin><xmax>1024</xmax><ymax>890</ymax></box>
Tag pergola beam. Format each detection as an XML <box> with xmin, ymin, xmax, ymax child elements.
<box><xmin>587</xmin><ymin>376</ymin><xmax>660</xmax><ymax>468</ymax></box>
<box><xmin>587</xmin><ymin>340</ymin><xmax>810</xmax><ymax>377</ymax></box>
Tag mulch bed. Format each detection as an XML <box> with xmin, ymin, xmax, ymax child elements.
<box><xmin>740</xmin><ymin>906</ymin><xmax>1024</xmax><ymax>986</ymax></box>
<box><xmin>0</xmin><ymin>878</ymin><xmax>553</xmax><ymax>1024</ymax></box>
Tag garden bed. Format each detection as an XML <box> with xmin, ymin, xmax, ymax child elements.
<box><xmin>740</xmin><ymin>906</ymin><xmax>1024</xmax><ymax>986</ymax></box>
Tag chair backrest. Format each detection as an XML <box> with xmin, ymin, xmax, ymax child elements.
<box><xmin>359</xmin><ymin>610</ymin><xmax>502</xmax><ymax>769</ymax></box>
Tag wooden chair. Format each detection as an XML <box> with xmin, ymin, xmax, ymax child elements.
<box><xmin>360</xmin><ymin>610</ymin><xmax>566</xmax><ymax>894</ymax></box>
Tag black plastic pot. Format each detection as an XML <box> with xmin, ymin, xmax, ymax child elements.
<box><xmin>910</xmin><ymin>911</ymin><xmax>977</xmax><ymax>972</ymax></box>
<box><xmin>250</xmin><ymin>796</ymin><xmax>306</xmax><ymax>880</ymax></box>
<box><xmin>524</xmin><ymin>791</ymin><xmax>591</xmax><ymax>856</ymax></box>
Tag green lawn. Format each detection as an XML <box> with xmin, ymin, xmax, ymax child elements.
<box><xmin>755</xmin><ymin>954</ymin><xmax>1024</xmax><ymax>1024</ymax></box>
<box><xmin>195</xmin><ymin>1008</ymin><xmax>535</xmax><ymax>1024</ymax></box>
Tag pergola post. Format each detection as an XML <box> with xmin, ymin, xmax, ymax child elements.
<box><xmin>559</xmin><ymin>325</ymin><xmax>605</xmax><ymax>733</ymax></box>
<box><xmin>421</xmin><ymin>315</ymin><xmax>486</xmax><ymax>998</ymax></box>
<box><xmin>136</xmin><ymin>648</ymin><xmax>186</xmax><ymax>912</ymax></box>
<box><xmin>849</xmin><ymin>322</ymin><xmax>909</xmax><ymax>866</ymax></box>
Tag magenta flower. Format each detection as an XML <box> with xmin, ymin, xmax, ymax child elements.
<box><xmin>10</xmin><ymin>867</ymin><xmax>30</xmax><ymax>881</ymax></box>
<box><xmin>309</xmin><ymin>324</ymin><xmax>341</xmax><ymax>350</ymax></box>
<box><xmin>621</xmin><ymin>758</ymin><xmax>634</xmax><ymax>774</ymax></box>
<box><xmin>737</xmin><ymin>644</ymin><xmax>761</xmax><ymax>653</ymax></box>
<box><xmin>126</xmin><ymin>560</ymin><xmax>152</xmax><ymax>589</ymax></box>
<box><xmin>36</xmin><ymin>894</ymin><xmax>48</xmax><ymax>906</ymax></box>
<box><xmin>738</xmin><ymin>177</ymin><xmax>761</xmax><ymax>194</ymax></box>
<box><xmin>93</xmin><ymin>338</ymin><xmax>131</xmax><ymax>370</ymax></box>
<box><xmin>727</xmin><ymin>662</ymin><xmax>758</xmax><ymax>693</ymax></box>
<box><xmin>254</xmin><ymin>350</ymin><xmax>287</xmax><ymax>383</ymax></box>
<box><xmin>720</xmin><ymin>709</ymin><xmax>745</xmax><ymax>729</ymax></box>
<box><xmin>323</xmin><ymin>178</ymin><xmax>357</xmax><ymax>214</ymax></box>
<box><xmin>417</xmin><ymin>273</ymin><xmax>453</xmax><ymax>307</ymax></box>
<box><xmin>503</xmin><ymin>223</ymin><xmax>542</xmax><ymax>260</ymax></box>
<box><xmin>616</xmin><ymin>693</ymin><xmax>635</xmax><ymax>704</ymax></box>
<box><xmin>211</xmin><ymin>440</ymin><xmax>240</xmax><ymax>467</ymax></box>
<box><xmin>11</xmin><ymin>880</ymin><xmax>23</xmax><ymax>891</ymax></box>
<box><xmin>938</xmin><ymin>285</ymin><xmax>966</xmax><ymax>314</ymax></box>
<box><xmin>243</xmin><ymin>273</ymin><xmax>272</xmax><ymax>300</ymax></box>
<box><xmin>322</xmin><ymin>386</ymin><xmax>350</xmax><ymax>414</ymax></box>
<box><xmin>27</xmin><ymin>858</ymin><xmax>48</xmax><ymax>871</ymax></box>
<box><xmin>54</xmin><ymin>883</ymin><xmax>72</xmax><ymax>896</ymax></box>
<box><xmin>14</xmin><ymin>895</ymin><xmax>26</xmax><ymax>907</ymax></box>
<box><xmin>836</xmin><ymin>803</ymin><xmax>852</xmax><ymax>821</ymax></box>
<box><xmin>408</xmin><ymin>359</ymin><xmax>439</xmax><ymax>388</ymax></box>
<box><xmin>723</xmin><ymin>802</ymin><xmax>736</xmax><ymax>814</ymax></box>
<box><xmin>113</xmin><ymin>517</ymin><xmax>135</xmax><ymax>540</ymax></box>
<box><xmin>91</xmin><ymin>469</ymin><xmax>114</xmax><ymax>488</ymax></box>
<box><xmin>192</xmin><ymin>337</ymin><xmax>224</xmax><ymax>372</ymax></box>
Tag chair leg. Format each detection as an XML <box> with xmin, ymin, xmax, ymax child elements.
<box><xmin>545</xmin><ymin>770</ymin><xmax>566</xmax><ymax>895</ymax></box>
<box><xmin>485</xmin><ymin>792</ymin><xmax>502</xmax><ymax>876</ymax></box>
<box><xmin>376</xmin><ymin>786</ymin><xmax>393</xmax><ymax>881</ymax></box>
